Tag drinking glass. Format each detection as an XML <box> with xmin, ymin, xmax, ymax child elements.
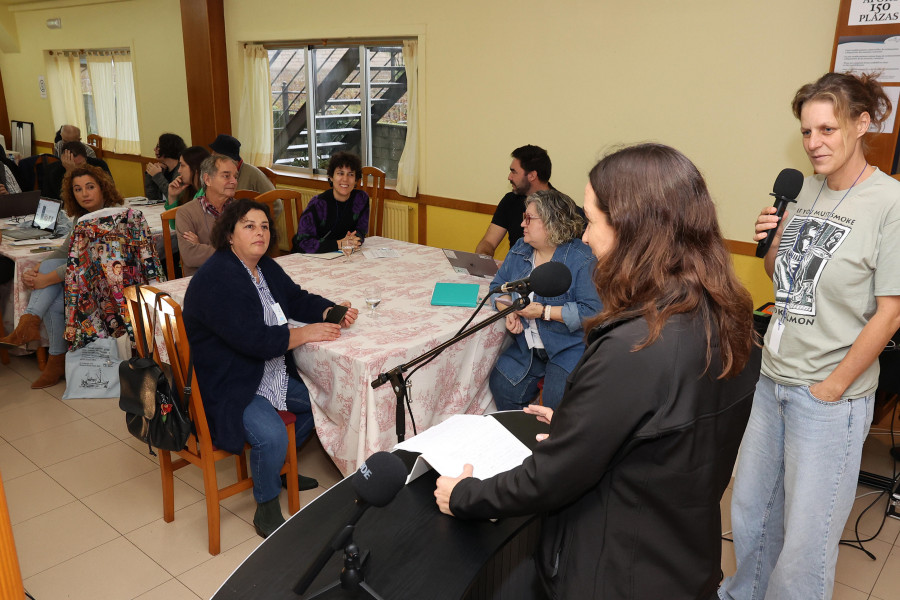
<box><xmin>364</xmin><ymin>285</ymin><xmax>382</xmax><ymax>318</ymax></box>
<box><xmin>341</xmin><ymin>240</ymin><xmax>354</xmax><ymax>262</ymax></box>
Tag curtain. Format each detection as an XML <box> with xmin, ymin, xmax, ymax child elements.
<box><xmin>46</xmin><ymin>52</ymin><xmax>88</xmax><ymax>138</ymax></box>
<box><xmin>238</xmin><ymin>44</ymin><xmax>274</xmax><ymax>166</ymax></box>
<box><xmin>111</xmin><ymin>54</ymin><xmax>141</xmax><ymax>155</ymax></box>
<box><xmin>87</xmin><ymin>53</ymin><xmax>140</xmax><ymax>155</ymax></box>
<box><xmin>395</xmin><ymin>40</ymin><xmax>419</xmax><ymax>197</ymax></box>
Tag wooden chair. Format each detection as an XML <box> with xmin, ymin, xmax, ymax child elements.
<box><xmin>160</xmin><ymin>207</ymin><xmax>181</xmax><ymax>281</ymax></box>
<box><xmin>86</xmin><ymin>134</ymin><xmax>103</xmax><ymax>158</ymax></box>
<box><xmin>258</xmin><ymin>166</ymin><xmax>278</xmax><ymax>188</ymax></box>
<box><xmin>0</xmin><ymin>474</ymin><xmax>24</xmax><ymax>600</ymax></box>
<box><xmin>255</xmin><ymin>188</ymin><xmax>305</xmax><ymax>257</ymax></box>
<box><xmin>233</xmin><ymin>189</ymin><xmax>259</xmax><ymax>200</ymax></box>
<box><xmin>138</xmin><ymin>286</ymin><xmax>301</xmax><ymax>555</ymax></box>
<box><xmin>359</xmin><ymin>166</ymin><xmax>386</xmax><ymax>237</ymax></box>
<box><xmin>0</xmin><ymin>322</ymin><xmax>8</xmax><ymax>365</ymax></box>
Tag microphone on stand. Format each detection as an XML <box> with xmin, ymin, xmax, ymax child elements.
<box><xmin>490</xmin><ymin>261</ymin><xmax>572</xmax><ymax>297</ymax></box>
<box><xmin>294</xmin><ymin>452</ymin><xmax>407</xmax><ymax>597</ymax></box>
<box><xmin>755</xmin><ymin>168</ymin><xmax>805</xmax><ymax>258</ymax></box>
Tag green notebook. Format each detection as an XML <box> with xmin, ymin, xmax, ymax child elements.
<box><xmin>431</xmin><ymin>282</ymin><xmax>480</xmax><ymax>308</ymax></box>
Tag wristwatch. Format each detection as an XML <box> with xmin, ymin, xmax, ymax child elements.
<box><xmin>543</xmin><ymin>304</ymin><xmax>552</xmax><ymax>321</ymax></box>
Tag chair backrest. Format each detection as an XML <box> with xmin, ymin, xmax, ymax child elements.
<box><xmin>33</xmin><ymin>153</ymin><xmax>60</xmax><ymax>191</ymax></box>
<box><xmin>0</xmin><ymin>475</ymin><xmax>24</xmax><ymax>600</ymax></box>
<box><xmin>258</xmin><ymin>166</ymin><xmax>278</xmax><ymax>188</ymax></box>
<box><xmin>255</xmin><ymin>188</ymin><xmax>307</xmax><ymax>256</ymax></box>
<box><xmin>359</xmin><ymin>166</ymin><xmax>386</xmax><ymax>237</ymax></box>
<box><xmin>86</xmin><ymin>134</ymin><xmax>103</xmax><ymax>159</ymax></box>
<box><xmin>123</xmin><ymin>285</ymin><xmax>155</xmax><ymax>359</ymax></box>
<box><xmin>151</xmin><ymin>290</ymin><xmax>214</xmax><ymax>449</ymax></box>
<box><xmin>160</xmin><ymin>207</ymin><xmax>179</xmax><ymax>281</ymax></box>
<box><xmin>233</xmin><ymin>189</ymin><xmax>259</xmax><ymax>200</ymax></box>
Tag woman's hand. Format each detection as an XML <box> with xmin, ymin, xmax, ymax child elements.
<box><xmin>809</xmin><ymin>381</ymin><xmax>842</xmax><ymax>403</ymax></box>
<box><xmin>168</xmin><ymin>176</ymin><xmax>188</xmax><ymax>199</ymax></box>
<box><xmin>22</xmin><ymin>265</ymin><xmax>58</xmax><ymax>290</ymax></box>
<box><xmin>338</xmin><ymin>301</ymin><xmax>358</xmax><ymax>328</ymax></box>
<box><xmin>505</xmin><ymin>312</ymin><xmax>523</xmax><ymax>334</ymax></box>
<box><xmin>524</xmin><ymin>404</ymin><xmax>553</xmax><ymax>441</ymax></box>
<box><xmin>291</xmin><ymin>322</ymin><xmax>342</xmax><ymax>346</ymax></box>
<box><xmin>434</xmin><ymin>464</ymin><xmax>474</xmax><ymax>516</ymax></box>
<box><xmin>338</xmin><ymin>231</ymin><xmax>362</xmax><ymax>249</ymax></box>
<box><xmin>753</xmin><ymin>206</ymin><xmax>788</xmax><ymax>243</ymax></box>
<box><xmin>516</xmin><ymin>302</ymin><xmax>543</xmax><ymax>321</ymax></box>
<box><xmin>145</xmin><ymin>162</ymin><xmax>163</xmax><ymax>177</ymax></box>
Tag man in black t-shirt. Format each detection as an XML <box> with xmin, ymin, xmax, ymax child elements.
<box><xmin>475</xmin><ymin>145</ymin><xmax>553</xmax><ymax>257</ymax></box>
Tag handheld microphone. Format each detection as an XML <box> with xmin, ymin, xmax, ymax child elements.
<box><xmin>491</xmin><ymin>261</ymin><xmax>572</xmax><ymax>297</ymax></box>
<box><xmin>755</xmin><ymin>168</ymin><xmax>804</xmax><ymax>258</ymax></box>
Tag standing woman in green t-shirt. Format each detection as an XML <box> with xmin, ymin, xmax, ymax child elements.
<box><xmin>721</xmin><ymin>73</ymin><xmax>900</xmax><ymax>600</ymax></box>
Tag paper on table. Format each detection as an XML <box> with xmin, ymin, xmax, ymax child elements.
<box><xmin>395</xmin><ymin>414</ymin><xmax>531</xmax><ymax>483</ymax></box>
<box><xmin>362</xmin><ymin>247</ymin><xmax>400</xmax><ymax>259</ymax></box>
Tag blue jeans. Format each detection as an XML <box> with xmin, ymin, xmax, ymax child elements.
<box><xmin>25</xmin><ymin>259</ymin><xmax>66</xmax><ymax>356</ymax></box>
<box><xmin>242</xmin><ymin>377</ymin><xmax>316</xmax><ymax>503</ymax></box>
<box><xmin>719</xmin><ymin>375</ymin><xmax>874</xmax><ymax>600</ymax></box>
<box><xmin>490</xmin><ymin>348</ymin><xmax>569</xmax><ymax>410</ymax></box>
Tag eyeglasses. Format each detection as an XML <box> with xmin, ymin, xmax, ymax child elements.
<box><xmin>522</xmin><ymin>213</ymin><xmax>542</xmax><ymax>225</ymax></box>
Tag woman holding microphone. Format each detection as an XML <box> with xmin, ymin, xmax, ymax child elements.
<box><xmin>720</xmin><ymin>72</ymin><xmax>900</xmax><ymax>599</ymax></box>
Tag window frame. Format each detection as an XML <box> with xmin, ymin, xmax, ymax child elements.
<box><xmin>264</xmin><ymin>38</ymin><xmax>412</xmax><ymax>179</ymax></box>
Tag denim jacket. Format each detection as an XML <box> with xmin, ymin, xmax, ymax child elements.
<box><xmin>490</xmin><ymin>238</ymin><xmax>602</xmax><ymax>384</ymax></box>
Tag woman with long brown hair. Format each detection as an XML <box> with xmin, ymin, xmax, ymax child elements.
<box><xmin>720</xmin><ymin>72</ymin><xmax>900</xmax><ymax>600</ymax></box>
<box><xmin>0</xmin><ymin>165</ymin><xmax>124</xmax><ymax>388</ymax></box>
<box><xmin>435</xmin><ymin>143</ymin><xmax>759</xmax><ymax>599</ymax></box>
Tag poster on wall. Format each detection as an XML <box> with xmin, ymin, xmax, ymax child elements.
<box><xmin>849</xmin><ymin>0</ymin><xmax>900</xmax><ymax>24</ymax></box>
<box><xmin>835</xmin><ymin>35</ymin><xmax>900</xmax><ymax>82</ymax></box>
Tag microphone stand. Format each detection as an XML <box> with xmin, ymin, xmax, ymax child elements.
<box><xmin>371</xmin><ymin>295</ymin><xmax>530</xmax><ymax>442</ymax></box>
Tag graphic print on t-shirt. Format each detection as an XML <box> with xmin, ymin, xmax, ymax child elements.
<box><xmin>772</xmin><ymin>216</ymin><xmax>850</xmax><ymax>317</ymax></box>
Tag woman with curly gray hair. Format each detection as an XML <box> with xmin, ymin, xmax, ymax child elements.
<box><xmin>488</xmin><ymin>189</ymin><xmax>602</xmax><ymax>410</ymax></box>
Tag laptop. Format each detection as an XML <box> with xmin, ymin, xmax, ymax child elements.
<box><xmin>4</xmin><ymin>197</ymin><xmax>61</xmax><ymax>240</ymax></box>
<box><xmin>0</xmin><ymin>190</ymin><xmax>41</xmax><ymax>219</ymax></box>
<box><xmin>443</xmin><ymin>248</ymin><xmax>499</xmax><ymax>279</ymax></box>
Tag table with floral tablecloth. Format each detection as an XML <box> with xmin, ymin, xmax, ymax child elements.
<box><xmin>155</xmin><ymin>237</ymin><xmax>507</xmax><ymax>475</ymax></box>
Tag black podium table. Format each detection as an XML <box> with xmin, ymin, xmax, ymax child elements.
<box><xmin>212</xmin><ymin>411</ymin><xmax>550</xmax><ymax>600</ymax></box>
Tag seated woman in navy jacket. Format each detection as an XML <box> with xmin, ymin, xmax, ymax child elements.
<box><xmin>489</xmin><ymin>189</ymin><xmax>602</xmax><ymax>410</ymax></box>
<box><xmin>183</xmin><ymin>198</ymin><xmax>358</xmax><ymax>538</ymax></box>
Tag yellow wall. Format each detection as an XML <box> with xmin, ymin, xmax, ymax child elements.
<box><xmin>3</xmin><ymin>0</ymin><xmax>839</xmax><ymax>243</ymax></box>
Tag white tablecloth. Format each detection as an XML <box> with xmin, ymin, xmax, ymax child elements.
<box><xmin>155</xmin><ymin>237</ymin><xmax>507</xmax><ymax>475</ymax></box>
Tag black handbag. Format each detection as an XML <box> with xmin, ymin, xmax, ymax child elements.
<box><xmin>118</xmin><ymin>287</ymin><xmax>192</xmax><ymax>456</ymax></box>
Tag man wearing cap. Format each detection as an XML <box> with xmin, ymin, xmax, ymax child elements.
<box><xmin>209</xmin><ymin>134</ymin><xmax>275</xmax><ymax>194</ymax></box>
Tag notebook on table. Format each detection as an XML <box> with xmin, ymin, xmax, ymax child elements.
<box><xmin>431</xmin><ymin>282</ymin><xmax>480</xmax><ymax>308</ymax></box>
<box><xmin>4</xmin><ymin>197</ymin><xmax>61</xmax><ymax>240</ymax></box>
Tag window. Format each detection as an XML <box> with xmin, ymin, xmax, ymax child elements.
<box><xmin>46</xmin><ymin>49</ymin><xmax>140</xmax><ymax>155</ymax></box>
<box><xmin>269</xmin><ymin>43</ymin><xmax>408</xmax><ymax>179</ymax></box>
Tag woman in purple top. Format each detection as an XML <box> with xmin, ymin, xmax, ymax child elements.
<box><xmin>291</xmin><ymin>151</ymin><xmax>370</xmax><ymax>254</ymax></box>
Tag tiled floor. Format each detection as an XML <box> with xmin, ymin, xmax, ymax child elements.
<box><xmin>1</xmin><ymin>354</ymin><xmax>343</xmax><ymax>600</ymax></box>
<box><xmin>2</xmin><ymin>353</ymin><xmax>899</xmax><ymax>599</ymax></box>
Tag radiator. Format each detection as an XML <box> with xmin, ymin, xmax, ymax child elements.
<box><xmin>382</xmin><ymin>201</ymin><xmax>413</xmax><ymax>242</ymax></box>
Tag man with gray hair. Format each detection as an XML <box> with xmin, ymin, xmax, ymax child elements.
<box><xmin>175</xmin><ymin>154</ymin><xmax>238</xmax><ymax>275</ymax></box>
<box><xmin>53</xmin><ymin>125</ymin><xmax>96</xmax><ymax>159</ymax></box>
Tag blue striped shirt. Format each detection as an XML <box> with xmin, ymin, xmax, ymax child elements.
<box><xmin>240</xmin><ymin>260</ymin><xmax>289</xmax><ymax>410</ymax></box>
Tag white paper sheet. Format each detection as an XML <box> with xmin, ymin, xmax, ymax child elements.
<box><xmin>395</xmin><ymin>414</ymin><xmax>531</xmax><ymax>483</ymax></box>
<box><xmin>362</xmin><ymin>247</ymin><xmax>401</xmax><ymax>259</ymax></box>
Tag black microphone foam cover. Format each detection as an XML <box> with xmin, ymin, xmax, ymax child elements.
<box><xmin>773</xmin><ymin>168</ymin><xmax>804</xmax><ymax>200</ymax></box>
<box><xmin>352</xmin><ymin>451</ymin><xmax>407</xmax><ymax>507</ymax></box>
<box><xmin>530</xmin><ymin>261</ymin><xmax>572</xmax><ymax>297</ymax></box>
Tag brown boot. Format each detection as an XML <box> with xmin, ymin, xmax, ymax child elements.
<box><xmin>31</xmin><ymin>353</ymin><xmax>65</xmax><ymax>389</ymax></box>
<box><xmin>0</xmin><ymin>314</ymin><xmax>43</xmax><ymax>349</ymax></box>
